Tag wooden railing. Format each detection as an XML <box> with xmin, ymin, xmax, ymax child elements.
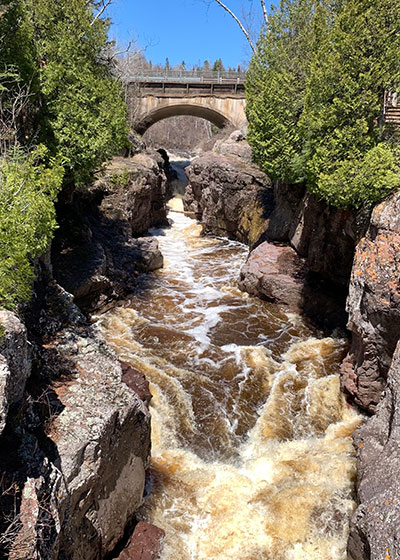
<box><xmin>384</xmin><ymin>91</ymin><xmax>400</xmax><ymax>125</ymax></box>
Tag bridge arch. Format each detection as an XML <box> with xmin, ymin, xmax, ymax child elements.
<box><xmin>134</xmin><ymin>102</ymin><xmax>233</xmax><ymax>135</ymax></box>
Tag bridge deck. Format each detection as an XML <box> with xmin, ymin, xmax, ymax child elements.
<box><xmin>132</xmin><ymin>80</ymin><xmax>245</xmax><ymax>97</ymax></box>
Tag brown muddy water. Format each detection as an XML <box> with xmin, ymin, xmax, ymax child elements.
<box><xmin>95</xmin><ymin>197</ymin><xmax>362</xmax><ymax>560</ymax></box>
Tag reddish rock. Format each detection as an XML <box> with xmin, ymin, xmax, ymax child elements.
<box><xmin>121</xmin><ymin>362</ymin><xmax>152</xmax><ymax>406</ymax></box>
<box><xmin>117</xmin><ymin>522</ymin><xmax>165</xmax><ymax>560</ymax></box>
<box><xmin>341</xmin><ymin>191</ymin><xmax>400</xmax><ymax>412</ymax></box>
<box><xmin>348</xmin><ymin>341</ymin><xmax>400</xmax><ymax>560</ymax></box>
<box><xmin>238</xmin><ymin>241</ymin><xmax>307</xmax><ymax>313</ymax></box>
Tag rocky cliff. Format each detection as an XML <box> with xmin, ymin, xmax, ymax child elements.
<box><xmin>184</xmin><ymin>132</ymin><xmax>358</xmax><ymax>329</ymax></box>
<box><xmin>0</xmin><ymin>286</ymin><xmax>151</xmax><ymax>560</ymax></box>
<box><xmin>341</xmin><ymin>192</ymin><xmax>400</xmax><ymax>412</ymax></box>
<box><xmin>0</xmin><ymin>149</ymin><xmax>170</xmax><ymax>559</ymax></box>
<box><xmin>184</xmin><ymin>152</ymin><xmax>272</xmax><ymax>247</ymax></box>
<box><xmin>342</xmin><ymin>192</ymin><xmax>400</xmax><ymax>559</ymax></box>
<box><xmin>347</xmin><ymin>341</ymin><xmax>400</xmax><ymax>560</ymax></box>
<box><xmin>52</xmin><ymin>151</ymin><xmax>169</xmax><ymax>313</ymax></box>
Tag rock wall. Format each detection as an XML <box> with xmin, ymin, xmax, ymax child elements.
<box><xmin>348</xmin><ymin>340</ymin><xmax>400</xmax><ymax>560</ymax></box>
<box><xmin>1</xmin><ymin>284</ymin><xmax>151</xmax><ymax>560</ymax></box>
<box><xmin>52</xmin><ymin>151</ymin><xmax>168</xmax><ymax>313</ymax></box>
<box><xmin>0</xmin><ymin>311</ymin><xmax>31</xmax><ymax>434</ymax></box>
<box><xmin>341</xmin><ymin>192</ymin><xmax>400</xmax><ymax>559</ymax></box>
<box><xmin>184</xmin><ymin>133</ymin><xmax>358</xmax><ymax>328</ymax></box>
<box><xmin>184</xmin><ymin>153</ymin><xmax>272</xmax><ymax>248</ymax></box>
<box><xmin>341</xmin><ymin>192</ymin><xmax>400</xmax><ymax>412</ymax></box>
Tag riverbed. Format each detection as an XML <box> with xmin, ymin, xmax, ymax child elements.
<box><xmin>96</xmin><ymin>193</ymin><xmax>361</xmax><ymax>560</ymax></box>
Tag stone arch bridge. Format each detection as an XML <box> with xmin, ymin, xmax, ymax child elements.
<box><xmin>125</xmin><ymin>70</ymin><xmax>247</xmax><ymax>134</ymax></box>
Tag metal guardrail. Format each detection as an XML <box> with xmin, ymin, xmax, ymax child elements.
<box><xmin>124</xmin><ymin>69</ymin><xmax>247</xmax><ymax>84</ymax></box>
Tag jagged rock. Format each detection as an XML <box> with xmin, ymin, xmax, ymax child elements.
<box><xmin>263</xmin><ymin>182</ymin><xmax>358</xmax><ymax>286</ymax></box>
<box><xmin>183</xmin><ymin>152</ymin><xmax>272</xmax><ymax>247</ymax></box>
<box><xmin>348</xmin><ymin>340</ymin><xmax>400</xmax><ymax>560</ymax></box>
<box><xmin>238</xmin><ymin>241</ymin><xmax>307</xmax><ymax>313</ymax></box>
<box><xmin>0</xmin><ymin>310</ymin><xmax>31</xmax><ymax>434</ymax></box>
<box><xmin>213</xmin><ymin>129</ymin><xmax>252</xmax><ymax>163</ymax></box>
<box><xmin>287</xmin><ymin>192</ymin><xmax>358</xmax><ymax>286</ymax></box>
<box><xmin>117</xmin><ymin>522</ymin><xmax>165</xmax><ymax>560</ymax></box>
<box><xmin>99</xmin><ymin>153</ymin><xmax>169</xmax><ymax>235</ymax></box>
<box><xmin>341</xmin><ymin>191</ymin><xmax>400</xmax><ymax>412</ymax></box>
<box><xmin>52</xmin><ymin>152</ymin><xmax>167</xmax><ymax>313</ymax></box>
<box><xmin>238</xmin><ymin>240</ymin><xmax>348</xmax><ymax>328</ymax></box>
<box><xmin>121</xmin><ymin>361</ymin><xmax>152</xmax><ymax>406</ymax></box>
<box><xmin>7</xmin><ymin>285</ymin><xmax>151</xmax><ymax>560</ymax></box>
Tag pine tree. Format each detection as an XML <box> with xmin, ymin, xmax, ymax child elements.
<box><xmin>299</xmin><ymin>0</ymin><xmax>400</xmax><ymax>207</ymax></box>
<box><xmin>246</xmin><ymin>0</ymin><xmax>400</xmax><ymax>208</ymax></box>
<box><xmin>23</xmin><ymin>0</ymin><xmax>128</xmax><ymax>185</ymax></box>
<box><xmin>212</xmin><ymin>58</ymin><xmax>225</xmax><ymax>72</ymax></box>
<box><xmin>246</xmin><ymin>0</ymin><xmax>316</xmax><ymax>184</ymax></box>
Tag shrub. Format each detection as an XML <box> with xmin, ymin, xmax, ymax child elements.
<box><xmin>0</xmin><ymin>146</ymin><xmax>63</xmax><ymax>309</ymax></box>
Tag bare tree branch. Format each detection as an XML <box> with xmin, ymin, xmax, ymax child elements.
<box><xmin>212</xmin><ymin>0</ymin><xmax>257</xmax><ymax>54</ymax></box>
<box><xmin>113</xmin><ymin>40</ymin><xmax>133</xmax><ymax>58</ymax></box>
<box><xmin>90</xmin><ymin>0</ymin><xmax>112</xmax><ymax>27</ymax></box>
<box><xmin>260</xmin><ymin>0</ymin><xmax>268</xmax><ymax>26</ymax></box>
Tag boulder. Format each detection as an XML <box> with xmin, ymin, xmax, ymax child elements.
<box><xmin>121</xmin><ymin>361</ymin><xmax>152</xmax><ymax>406</ymax></box>
<box><xmin>213</xmin><ymin>129</ymin><xmax>252</xmax><ymax>163</ymax></box>
<box><xmin>99</xmin><ymin>153</ymin><xmax>169</xmax><ymax>236</ymax></box>
<box><xmin>0</xmin><ymin>310</ymin><xmax>31</xmax><ymax>434</ymax></box>
<box><xmin>341</xmin><ymin>191</ymin><xmax>400</xmax><ymax>411</ymax></box>
<box><xmin>117</xmin><ymin>522</ymin><xmax>165</xmax><ymax>560</ymax></box>
<box><xmin>238</xmin><ymin>241</ymin><xmax>348</xmax><ymax>328</ymax></box>
<box><xmin>348</xmin><ymin>340</ymin><xmax>400</xmax><ymax>559</ymax></box>
<box><xmin>238</xmin><ymin>241</ymin><xmax>307</xmax><ymax>313</ymax></box>
<box><xmin>8</xmin><ymin>285</ymin><xmax>151</xmax><ymax>560</ymax></box>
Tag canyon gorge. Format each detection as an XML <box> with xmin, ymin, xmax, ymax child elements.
<box><xmin>0</xmin><ymin>128</ymin><xmax>398</xmax><ymax>560</ymax></box>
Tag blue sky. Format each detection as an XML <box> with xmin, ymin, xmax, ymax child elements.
<box><xmin>108</xmin><ymin>0</ymin><xmax>265</xmax><ymax>69</ymax></box>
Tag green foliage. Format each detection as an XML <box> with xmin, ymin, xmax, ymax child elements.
<box><xmin>110</xmin><ymin>168</ymin><xmax>130</xmax><ymax>188</ymax></box>
<box><xmin>0</xmin><ymin>146</ymin><xmax>63</xmax><ymax>309</ymax></box>
<box><xmin>313</xmin><ymin>144</ymin><xmax>400</xmax><ymax>208</ymax></box>
<box><xmin>0</xmin><ymin>0</ymin><xmax>129</xmax><ymax>309</ymax></box>
<box><xmin>246</xmin><ymin>0</ymin><xmax>400</xmax><ymax>208</ymax></box>
<box><xmin>212</xmin><ymin>58</ymin><xmax>225</xmax><ymax>72</ymax></box>
<box><xmin>246</xmin><ymin>0</ymin><xmax>316</xmax><ymax>184</ymax></box>
<box><xmin>23</xmin><ymin>0</ymin><xmax>128</xmax><ymax>185</ymax></box>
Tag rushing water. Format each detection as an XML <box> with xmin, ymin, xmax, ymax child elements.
<box><xmin>96</xmin><ymin>194</ymin><xmax>362</xmax><ymax>560</ymax></box>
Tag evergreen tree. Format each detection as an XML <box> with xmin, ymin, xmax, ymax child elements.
<box><xmin>300</xmin><ymin>0</ymin><xmax>400</xmax><ymax>207</ymax></box>
<box><xmin>246</xmin><ymin>0</ymin><xmax>316</xmax><ymax>184</ymax></box>
<box><xmin>23</xmin><ymin>0</ymin><xmax>128</xmax><ymax>185</ymax></box>
<box><xmin>246</xmin><ymin>0</ymin><xmax>400</xmax><ymax>208</ymax></box>
<box><xmin>0</xmin><ymin>0</ymin><xmax>128</xmax><ymax>308</ymax></box>
<box><xmin>212</xmin><ymin>58</ymin><xmax>225</xmax><ymax>72</ymax></box>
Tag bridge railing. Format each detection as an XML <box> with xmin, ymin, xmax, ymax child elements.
<box><xmin>124</xmin><ymin>69</ymin><xmax>247</xmax><ymax>84</ymax></box>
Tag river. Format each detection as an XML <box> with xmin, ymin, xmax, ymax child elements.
<box><xmin>96</xmin><ymin>173</ymin><xmax>362</xmax><ymax>559</ymax></box>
